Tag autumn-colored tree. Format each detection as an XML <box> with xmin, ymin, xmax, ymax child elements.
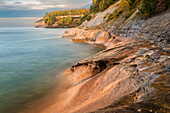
<box><xmin>44</xmin><ymin>9</ymin><xmax>89</xmax><ymax>26</ymax></box>
<box><xmin>64</xmin><ymin>17</ymin><xmax>73</xmax><ymax>25</ymax></box>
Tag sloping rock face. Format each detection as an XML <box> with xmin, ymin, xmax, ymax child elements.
<box><xmin>80</xmin><ymin>0</ymin><xmax>121</xmax><ymax>28</ymax></box>
<box><xmin>53</xmin><ymin>10</ymin><xmax>170</xmax><ymax>113</ymax></box>
<box><xmin>50</xmin><ymin>38</ymin><xmax>169</xmax><ymax>113</ymax></box>
<box><xmin>63</xmin><ymin>9</ymin><xmax>170</xmax><ymax>47</ymax></box>
<box><xmin>48</xmin><ymin>9</ymin><xmax>170</xmax><ymax>113</ymax></box>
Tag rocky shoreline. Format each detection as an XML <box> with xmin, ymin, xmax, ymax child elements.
<box><xmin>33</xmin><ymin>7</ymin><xmax>170</xmax><ymax>113</ymax></box>
<box><xmin>55</xmin><ymin>9</ymin><xmax>170</xmax><ymax>113</ymax></box>
<box><xmin>63</xmin><ymin>9</ymin><xmax>169</xmax><ymax>47</ymax></box>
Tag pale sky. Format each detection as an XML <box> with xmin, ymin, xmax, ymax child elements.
<box><xmin>0</xmin><ymin>0</ymin><xmax>92</xmax><ymax>10</ymax></box>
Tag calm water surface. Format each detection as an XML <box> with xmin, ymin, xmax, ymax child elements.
<box><xmin>0</xmin><ymin>27</ymin><xmax>103</xmax><ymax>113</ymax></box>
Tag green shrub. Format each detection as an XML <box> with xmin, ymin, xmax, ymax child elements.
<box><xmin>125</xmin><ymin>9</ymin><xmax>135</xmax><ymax>19</ymax></box>
<box><xmin>140</xmin><ymin>0</ymin><xmax>159</xmax><ymax>18</ymax></box>
<box><xmin>87</xmin><ymin>15</ymin><xmax>92</xmax><ymax>21</ymax></box>
<box><xmin>115</xmin><ymin>10</ymin><xmax>123</xmax><ymax>17</ymax></box>
<box><xmin>128</xmin><ymin>0</ymin><xmax>136</xmax><ymax>7</ymax></box>
<box><xmin>90</xmin><ymin>0</ymin><xmax>118</xmax><ymax>13</ymax></box>
<box><xmin>106</xmin><ymin>14</ymin><xmax>114</xmax><ymax>22</ymax></box>
<box><xmin>106</xmin><ymin>9</ymin><xmax>123</xmax><ymax>22</ymax></box>
<box><xmin>80</xmin><ymin>14</ymin><xmax>92</xmax><ymax>23</ymax></box>
<box><xmin>80</xmin><ymin>14</ymin><xmax>88</xmax><ymax>23</ymax></box>
<box><xmin>103</xmin><ymin>14</ymin><xmax>108</xmax><ymax>19</ymax></box>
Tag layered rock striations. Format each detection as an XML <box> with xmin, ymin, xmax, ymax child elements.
<box><xmin>53</xmin><ymin>38</ymin><xmax>169</xmax><ymax>113</ymax></box>
<box><xmin>57</xmin><ymin>8</ymin><xmax>170</xmax><ymax>113</ymax></box>
<box><xmin>63</xmin><ymin>9</ymin><xmax>170</xmax><ymax>47</ymax></box>
<box><xmin>63</xmin><ymin>28</ymin><xmax>111</xmax><ymax>44</ymax></box>
<box><xmin>44</xmin><ymin>3</ymin><xmax>170</xmax><ymax>113</ymax></box>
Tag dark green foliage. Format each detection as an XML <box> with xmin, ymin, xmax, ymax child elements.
<box><xmin>125</xmin><ymin>9</ymin><xmax>135</xmax><ymax>19</ymax></box>
<box><xmin>108</xmin><ymin>9</ymin><xmax>123</xmax><ymax>20</ymax></box>
<box><xmin>106</xmin><ymin>14</ymin><xmax>114</xmax><ymax>22</ymax></box>
<box><xmin>46</xmin><ymin>0</ymin><xmax>169</xmax><ymax>25</ymax></box>
<box><xmin>45</xmin><ymin>18</ymin><xmax>48</xmax><ymax>23</ymax></box>
<box><xmin>128</xmin><ymin>0</ymin><xmax>136</xmax><ymax>7</ymax></box>
<box><xmin>80</xmin><ymin>14</ymin><xmax>92</xmax><ymax>23</ymax></box>
<box><xmin>45</xmin><ymin>14</ymin><xmax>56</xmax><ymax>25</ymax></box>
<box><xmin>139</xmin><ymin>0</ymin><xmax>169</xmax><ymax>18</ymax></box>
<box><xmin>52</xmin><ymin>15</ymin><xmax>56</xmax><ymax>24</ymax></box>
<box><xmin>115</xmin><ymin>10</ymin><xmax>123</xmax><ymax>17</ymax></box>
<box><xmin>105</xmin><ymin>0</ymin><xmax>169</xmax><ymax>23</ymax></box>
<box><xmin>81</xmin><ymin>14</ymin><xmax>88</xmax><ymax>22</ymax></box>
<box><xmin>48</xmin><ymin>9</ymin><xmax>89</xmax><ymax>16</ymax></box>
<box><xmin>90</xmin><ymin>0</ymin><xmax>118</xmax><ymax>13</ymax></box>
<box><xmin>103</xmin><ymin>14</ymin><xmax>108</xmax><ymax>19</ymax></box>
<box><xmin>106</xmin><ymin>9</ymin><xmax>123</xmax><ymax>22</ymax></box>
<box><xmin>86</xmin><ymin>15</ymin><xmax>92</xmax><ymax>21</ymax></box>
<box><xmin>140</xmin><ymin>0</ymin><xmax>159</xmax><ymax>18</ymax></box>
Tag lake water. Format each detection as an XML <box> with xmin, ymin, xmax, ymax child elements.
<box><xmin>0</xmin><ymin>27</ymin><xmax>103</xmax><ymax>113</ymax></box>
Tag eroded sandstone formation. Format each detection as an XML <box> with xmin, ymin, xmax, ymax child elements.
<box><xmin>52</xmin><ymin>38</ymin><xmax>169</xmax><ymax>113</ymax></box>
<box><xmin>48</xmin><ymin>9</ymin><xmax>170</xmax><ymax>113</ymax></box>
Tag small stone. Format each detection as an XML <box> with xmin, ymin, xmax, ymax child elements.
<box><xmin>166</xmin><ymin>66</ymin><xmax>170</xmax><ymax>72</ymax></box>
<box><xmin>137</xmin><ymin>109</ymin><xmax>141</xmax><ymax>112</ymax></box>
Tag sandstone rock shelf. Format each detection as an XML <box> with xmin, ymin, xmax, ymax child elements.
<box><xmin>45</xmin><ymin>8</ymin><xmax>170</xmax><ymax>113</ymax></box>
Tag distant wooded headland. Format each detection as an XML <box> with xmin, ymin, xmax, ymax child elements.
<box><xmin>35</xmin><ymin>9</ymin><xmax>89</xmax><ymax>28</ymax></box>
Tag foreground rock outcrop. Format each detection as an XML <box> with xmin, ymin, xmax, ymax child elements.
<box><xmin>53</xmin><ymin>38</ymin><xmax>169</xmax><ymax>113</ymax></box>
<box><xmin>43</xmin><ymin>8</ymin><xmax>170</xmax><ymax>113</ymax></box>
<box><xmin>63</xmin><ymin>28</ymin><xmax>111</xmax><ymax>44</ymax></box>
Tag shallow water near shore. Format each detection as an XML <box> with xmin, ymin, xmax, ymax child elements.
<box><xmin>0</xmin><ymin>27</ymin><xmax>104</xmax><ymax>113</ymax></box>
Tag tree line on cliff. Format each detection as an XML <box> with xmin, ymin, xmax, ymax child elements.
<box><xmin>43</xmin><ymin>9</ymin><xmax>89</xmax><ymax>26</ymax></box>
<box><xmin>40</xmin><ymin>0</ymin><xmax>169</xmax><ymax>26</ymax></box>
<box><xmin>81</xmin><ymin>0</ymin><xmax>169</xmax><ymax>23</ymax></box>
<box><xmin>90</xmin><ymin>0</ymin><xmax>169</xmax><ymax>15</ymax></box>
